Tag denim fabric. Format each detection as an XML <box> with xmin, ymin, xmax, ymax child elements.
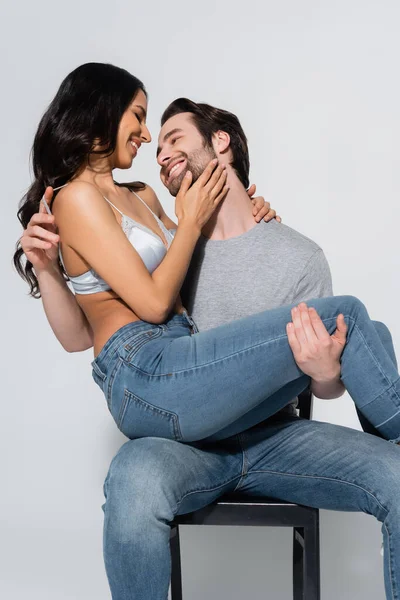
<box><xmin>103</xmin><ymin>416</ymin><xmax>400</xmax><ymax>600</ymax></box>
<box><xmin>98</xmin><ymin>298</ymin><xmax>400</xmax><ymax>600</ymax></box>
<box><xmin>92</xmin><ymin>296</ymin><xmax>400</xmax><ymax>443</ymax></box>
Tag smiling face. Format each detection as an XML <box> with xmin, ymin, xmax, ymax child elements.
<box><xmin>113</xmin><ymin>89</ymin><xmax>151</xmax><ymax>169</ymax></box>
<box><xmin>157</xmin><ymin>112</ymin><xmax>217</xmax><ymax>196</ymax></box>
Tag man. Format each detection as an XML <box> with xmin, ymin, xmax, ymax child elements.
<box><xmin>28</xmin><ymin>99</ymin><xmax>399</xmax><ymax>599</ymax></box>
<box><xmin>101</xmin><ymin>98</ymin><xmax>400</xmax><ymax>600</ymax></box>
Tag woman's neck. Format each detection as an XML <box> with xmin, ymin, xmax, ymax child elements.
<box><xmin>76</xmin><ymin>161</ymin><xmax>119</xmax><ymax>197</ymax></box>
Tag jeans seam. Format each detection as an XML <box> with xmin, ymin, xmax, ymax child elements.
<box><xmin>125</xmin><ymin>328</ymin><xmax>163</xmax><ymax>361</ymax></box>
<box><xmin>92</xmin><ymin>361</ymin><xmax>107</xmax><ymax>381</ymax></box>
<box><xmin>320</xmin><ymin>315</ymin><xmax>396</xmax><ymax>395</ymax></box>
<box><xmin>373</xmin><ymin>378</ymin><xmax>400</xmax><ymax>428</ymax></box>
<box><xmin>233</xmin><ymin>434</ymin><xmax>248</xmax><ymax>492</ymax></box>
<box><xmin>106</xmin><ymin>358</ymin><xmax>123</xmax><ymax>412</ymax></box>
<box><xmin>174</xmin><ymin>474</ymin><xmax>243</xmax><ymax>514</ymax></box>
<box><xmin>116</xmin><ymin>312</ymin><xmax>394</xmax><ymax>380</ymax></box>
<box><xmin>124</xmin><ymin>329</ymin><xmax>159</xmax><ymax>351</ymax></box>
<box><xmin>94</xmin><ymin>322</ymin><xmax>161</xmax><ymax>371</ymax></box>
<box><xmin>124</xmin><ymin>333</ymin><xmax>291</xmax><ymax>378</ymax></box>
<box><xmin>378</xmin><ymin>409</ymin><xmax>400</xmax><ymax>430</ymax></box>
<box><xmin>384</xmin><ymin>520</ymin><xmax>397</xmax><ymax>600</ymax></box>
<box><xmin>247</xmin><ymin>469</ymin><xmax>389</xmax><ymax>515</ymax></box>
<box><xmin>352</xmin><ymin>320</ymin><xmax>396</xmax><ymax>387</ymax></box>
<box><xmin>340</xmin><ymin>318</ymin><xmax>396</xmax><ymax>392</ymax></box>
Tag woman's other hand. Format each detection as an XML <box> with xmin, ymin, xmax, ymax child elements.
<box><xmin>247</xmin><ymin>184</ymin><xmax>282</xmax><ymax>223</ymax></box>
<box><xmin>20</xmin><ymin>187</ymin><xmax>60</xmax><ymax>273</ymax></box>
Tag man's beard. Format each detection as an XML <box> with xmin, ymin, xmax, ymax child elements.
<box><xmin>167</xmin><ymin>146</ymin><xmax>218</xmax><ymax>197</ymax></box>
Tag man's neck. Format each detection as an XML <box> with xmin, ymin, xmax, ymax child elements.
<box><xmin>201</xmin><ymin>168</ymin><xmax>256</xmax><ymax>240</ymax></box>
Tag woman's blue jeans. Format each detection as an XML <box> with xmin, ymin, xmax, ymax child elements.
<box><xmin>92</xmin><ymin>295</ymin><xmax>400</xmax><ymax>443</ymax></box>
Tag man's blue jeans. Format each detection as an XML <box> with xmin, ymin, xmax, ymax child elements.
<box><xmin>103</xmin><ymin>417</ymin><xmax>400</xmax><ymax>600</ymax></box>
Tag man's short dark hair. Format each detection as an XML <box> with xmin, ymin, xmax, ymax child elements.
<box><xmin>161</xmin><ymin>98</ymin><xmax>250</xmax><ymax>189</ymax></box>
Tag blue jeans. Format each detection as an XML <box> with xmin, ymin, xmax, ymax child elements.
<box><xmin>100</xmin><ymin>303</ymin><xmax>400</xmax><ymax>599</ymax></box>
<box><xmin>92</xmin><ymin>295</ymin><xmax>400</xmax><ymax>442</ymax></box>
<box><xmin>103</xmin><ymin>419</ymin><xmax>400</xmax><ymax>600</ymax></box>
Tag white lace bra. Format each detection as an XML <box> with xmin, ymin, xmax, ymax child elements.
<box><xmin>52</xmin><ymin>186</ymin><xmax>175</xmax><ymax>295</ymax></box>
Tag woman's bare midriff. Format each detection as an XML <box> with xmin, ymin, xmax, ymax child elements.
<box><xmin>78</xmin><ymin>291</ymin><xmax>141</xmax><ymax>357</ymax></box>
<box><xmin>78</xmin><ymin>290</ymin><xmax>184</xmax><ymax>357</ymax></box>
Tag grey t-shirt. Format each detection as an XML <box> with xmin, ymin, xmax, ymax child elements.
<box><xmin>181</xmin><ymin>219</ymin><xmax>333</xmax><ymax>332</ymax></box>
<box><xmin>181</xmin><ymin>219</ymin><xmax>333</xmax><ymax>416</ymax></box>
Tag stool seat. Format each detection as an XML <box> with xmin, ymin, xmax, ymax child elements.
<box><xmin>174</xmin><ymin>493</ymin><xmax>316</xmax><ymax>527</ymax></box>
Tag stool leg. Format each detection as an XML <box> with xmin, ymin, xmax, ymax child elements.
<box><xmin>303</xmin><ymin>516</ymin><xmax>320</xmax><ymax>600</ymax></box>
<box><xmin>293</xmin><ymin>527</ymin><xmax>304</xmax><ymax>600</ymax></box>
<box><xmin>170</xmin><ymin>525</ymin><xmax>183</xmax><ymax>600</ymax></box>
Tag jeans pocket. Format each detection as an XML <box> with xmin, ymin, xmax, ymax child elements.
<box><xmin>117</xmin><ymin>388</ymin><xmax>182</xmax><ymax>441</ymax></box>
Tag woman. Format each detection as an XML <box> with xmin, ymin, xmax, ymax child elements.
<box><xmin>14</xmin><ymin>62</ymin><xmax>400</xmax><ymax>444</ymax></box>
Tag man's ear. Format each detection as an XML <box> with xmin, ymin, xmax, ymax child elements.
<box><xmin>213</xmin><ymin>130</ymin><xmax>231</xmax><ymax>154</ymax></box>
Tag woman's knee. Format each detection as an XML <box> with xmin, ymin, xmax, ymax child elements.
<box><xmin>372</xmin><ymin>320</ymin><xmax>393</xmax><ymax>343</ymax></box>
<box><xmin>372</xmin><ymin>321</ymin><xmax>397</xmax><ymax>368</ymax></box>
<box><xmin>312</xmin><ymin>295</ymin><xmax>366</xmax><ymax>320</ymax></box>
<box><xmin>336</xmin><ymin>295</ymin><xmax>366</xmax><ymax>316</ymax></box>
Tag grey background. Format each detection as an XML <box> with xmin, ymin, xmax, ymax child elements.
<box><xmin>2</xmin><ymin>0</ymin><xmax>400</xmax><ymax>598</ymax></box>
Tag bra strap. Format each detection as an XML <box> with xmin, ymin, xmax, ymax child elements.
<box><xmin>45</xmin><ymin>183</ymin><xmax>124</xmax><ymax>219</ymax></box>
<box><xmin>130</xmin><ymin>190</ymin><xmax>159</xmax><ymax>217</ymax></box>
<box><xmin>103</xmin><ymin>196</ymin><xmax>124</xmax><ymax>216</ymax></box>
<box><xmin>130</xmin><ymin>190</ymin><xmax>172</xmax><ymax>237</ymax></box>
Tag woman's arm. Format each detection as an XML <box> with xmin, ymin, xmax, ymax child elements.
<box><xmin>54</xmin><ymin>162</ymin><xmax>227</xmax><ymax>324</ymax></box>
<box><xmin>37</xmin><ymin>266</ymin><xmax>94</xmax><ymax>352</ymax></box>
<box><xmin>20</xmin><ymin>191</ymin><xmax>94</xmax><ymax>352</ymax></box>
<box><xmin>22</xmin><ymin>179</ymin><xmax>278</xmax><ymax>350</ymax></box>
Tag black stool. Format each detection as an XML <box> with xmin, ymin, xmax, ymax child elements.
<box><xmin>170</xmin><ymin>390</ymin><xmax>320</xmax><ymax>600</ymax></box>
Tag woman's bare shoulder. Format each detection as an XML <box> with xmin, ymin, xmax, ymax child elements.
<box><xmin>53</xmin><ymin>181</ymin><xmax>105</xmax><ymax>215</ymax></box>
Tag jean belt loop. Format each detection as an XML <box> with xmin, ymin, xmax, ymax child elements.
<box><xmin>182</xmin><ymin>310</ymin><xmax>199</xmax><ymax>334</ymax></box>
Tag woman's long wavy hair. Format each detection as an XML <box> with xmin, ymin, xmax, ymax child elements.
<box><xmin>14</xmin><ymin>62</ymin><xmax>146</xmax><ymax>297</ymax></box>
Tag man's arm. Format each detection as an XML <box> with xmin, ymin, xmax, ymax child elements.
<box><xmin>292</xmin><ymin>248</ymin><xmax>333</xmax><ymax>305</ymax></box>
<box><xmin>291</xmin><ymin>248</ymin><xmax>345</xmax><ymax>399</ymax></box>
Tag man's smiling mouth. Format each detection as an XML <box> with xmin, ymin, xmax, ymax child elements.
<box><xmin>166</xmin><ymin>158</ymin><xmax>187</xmax><ymax>184</ymax></box>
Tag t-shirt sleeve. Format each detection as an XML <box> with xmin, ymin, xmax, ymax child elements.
<box><xmin>292</xmin><ymin>248</ymin><xmax>333</xmax><ymax>302</ymax></box>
